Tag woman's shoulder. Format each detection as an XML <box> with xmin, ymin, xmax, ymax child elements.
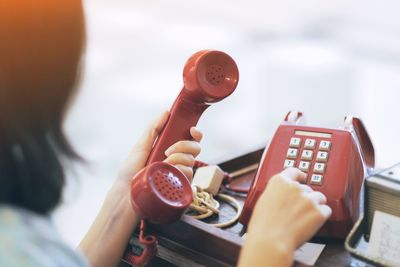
<box><xmin>0</xmin><ymin>205</ymin><xmax>89</xmax><ymax>267</ymax></box>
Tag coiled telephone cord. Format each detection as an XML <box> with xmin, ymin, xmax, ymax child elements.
<box><xmin>186</xmin><ymin>185</ymin><xmax>242</xmax><ymax>228</ymax></box>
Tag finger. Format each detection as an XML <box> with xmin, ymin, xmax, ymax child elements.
<box><xmin>164</xmin><ymin>153</ymin><xmax>195</xmax><ymax>167</ymax></box>
<box><xmin>190</xmin><ymin>127</ymin><xmax>203</xmax><ymax>142</ymax></box>
<box><xmin>135</xmin><ymin>110</ymin><xmax>170</xmax><ymax>153</ymax></box>
<box><xmin>280</xmin><ymin>168</ymin><xmax>307</xmax><ymax>183</ymax></box>
<box><xmin>174</xmin><ymin>164</ymin><xmax>194</xmax><ymax>182</ymax></box>
<box><xmin>165</xmin><ymin>141</ymin><xmax>201</xmax><ymax>158</ymax></box>
<box><xmin>318</xmin><ymin>204</ymin><xmax>332</xmax><ymax>219</ymax></box>
<box><xmin>308</xmin><ymin>191</ymin><xmax>327</xmax><ymax>205</ymax></box>
<box><xmin>298</xmin><ymin>184</ymin><xmax>313</xmax><ymax>193</ymax></box>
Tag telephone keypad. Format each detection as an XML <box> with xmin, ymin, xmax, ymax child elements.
<box><xmin>287</xmin><ymin>148</ymin><xmax>298</xmax><ymax>159</ymax></box>
<box><xmin>314</xmin><ymin>163</ymin><xmax>326</xmax><ymax>174</ymax></box>
<box><xmin>310</xmin><ymin>174</ymin><xmax>324</xmax><ymax>185</ymax></box>
<box><xmin>284</xmin><ymin>159</ymin><xmax>296</xmax><ymax>168</ymax></box>
<box><xmin>298</xmin><ymin>161</ymin><xmax>311</xmax><ymax>172</ymax></box>
<box><xmin>304</xmin><ymin>139</ymin><xmax>316</xmax><ymax>149</ymax></box>
<box><xmin>301</xmin><ymin>150</ymin><xmax>313</xmax><ymax>160</ymax></box>
<box><xmin>319</xmin><ymin>140</ymin><xmax>331</xmax><ymax>151</ymax></box>
<box><xmin>285</xmin><ymin>136</ymin><xmax>331</xmax><ymax>186</ymax></box>
<box><xmin>290</xmin><ymin>137</ymin><xmax>302</xmax><ymax>148</ymax></box>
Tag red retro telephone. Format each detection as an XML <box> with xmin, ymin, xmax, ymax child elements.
<box><xmin>124</xmin><ymin>50</ymin><xmax>239</xmax><ymax>266</ymax></box>
<box><xmin>240</xmin><ymin>111</ymin><xmax>375</xmax><ymax>239</ymax></box>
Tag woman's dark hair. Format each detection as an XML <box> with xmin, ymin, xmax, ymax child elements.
<box><xmin>0</xmin><ymin>0</ymin><xmax>85</xmax><ymax>215</ymax></box>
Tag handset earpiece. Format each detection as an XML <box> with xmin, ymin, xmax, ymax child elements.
<box><xmin>146</xmin><ymin>50</ymin><xmax>239</xmax><ymax>165</ymax></box>
<box><xmin>183</xmin><ymin>50</ymin><xmax>239</xmax><ymax>103</ymax></box>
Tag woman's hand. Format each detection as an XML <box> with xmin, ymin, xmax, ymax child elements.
<box><xmin>80</xmin><ymin>111</ymin><xmax>202</xmax><ymax>267</ymax></box>
<box><xmin>238</xmin><ymin>168</ymin><xmax>332</xmax><ymax>267</ymax></box>
<box><xmin>116</xmin><ymin>110</ymin><xmax>202</xmax><ymax>188</ymax></box>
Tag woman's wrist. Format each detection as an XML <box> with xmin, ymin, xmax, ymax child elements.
<box><xmin>79</xmin><ymin>180</ymin><xmax>140</xmax><ymax>267</ymax></box>
<box><xmin>239</xmin><ymin>232</ymin><xmax>294</xmax><ymax>267</ymax></box>
<box><xmin>103</xmin><ymin>180</ymin><xmax>140</xmax><ymax>225</ymax></box>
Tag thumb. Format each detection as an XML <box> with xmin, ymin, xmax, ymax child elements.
<box><xmin>134</xmin><ymin>110</ymin><xmax>170</xmax><ymax>159</ymax></box>
<box><xmin>118</xmin><ymin>111</ymin><xmax>170</xmax><ymax>182</ymax></box>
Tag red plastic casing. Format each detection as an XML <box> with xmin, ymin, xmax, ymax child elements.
<box><xmin>240</xmin><ymin>113</ymin><xmax>374</xmax><ymax>239</ymax></box>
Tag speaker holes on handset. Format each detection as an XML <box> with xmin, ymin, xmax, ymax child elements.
<box><xmin>206</xmin><ymin>64</ymin><xmax>225</xmax><ymax>86</ymax></box>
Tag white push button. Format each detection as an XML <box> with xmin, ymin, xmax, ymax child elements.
<box><xmin>287</xmin><ymin>148</ymin><xmax>298</xmax><ymax>159</ymax></box>
<box><xmin>304</xmin><ymin>139</ymin><xmax>316</xmax><ymax>149</ymax></box>
<box><xmin>298</xmin><ymin>161</ymin><xmax>311</xmax><ymax>172</ymax></box>
<box><xmin>301</xmin><ymin>150</ymin><xmax>314</xmax><ymax>160</ymax></box>
<box><xmin>316</xmin><ymin>151</ymin><xmax>329</xmax><ymax>162</ymax></box>
<box><xmin>290</xmin><ymin>137</ymin><xmax>301</xmax><ymax>148</ymax></box>
<box><xmin>310</xmin><ymin>174</ymin><xmax>324</xmax><ymax>185</ymax></box>
<box><xmin>319</xmin><ymin>140</ymin><xmax>331</xmax><ymax>151</ymax></box>
<box><xmin>313</xmin><ymin>163</ymin><xmax>326</xmax><ymax>173</ymax></box>
<box><xmin>283</xmin><ymin>159</ymin><xmax>296</xmax><ymax>169</ymax></box>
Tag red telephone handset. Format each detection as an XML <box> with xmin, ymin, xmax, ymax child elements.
<box><xmin>146</xmin><ymin>50</ymin><xmax>239</xmax><ymax>164</ymax></box>
<box><xmin>240</xmin><ymin>111</ymin><xmax>375</xmax><ymax>239</ymax></box>
<box><xmin>125</xmin><ymin>50</ymin><xmax>239</xmax><ymax>266</ymax></box>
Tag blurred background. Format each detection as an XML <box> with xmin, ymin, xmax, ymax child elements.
<box><xmin>54</xmin><ymin>0</ymin><xmax>400</xmax><ymax>246</ymax></box>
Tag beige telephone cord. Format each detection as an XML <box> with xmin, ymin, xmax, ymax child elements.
<box><xmin>186</xmin><ymin>185</ymin><xmax>242</xmax><ymax>228</ymax></box>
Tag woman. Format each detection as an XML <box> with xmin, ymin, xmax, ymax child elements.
<box><xmin>0</xmin><ymin>1</ymin><xmax>331</xmax><ymax>267</ymax></box>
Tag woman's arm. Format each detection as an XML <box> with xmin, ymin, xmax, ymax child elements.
<box><xmin>79</xmin><ymin>111</ymin><xmax>202</xmax><ymax>267</ymax></box>
<box><xmin>79</xmin><ymin>180</ymin><xmax>139</xmax><ymax>267</ymax></box>
<box><xmin>238</xmin><ymin>168</ymin><xmax>332</xmax><ymax>267</ymax></box>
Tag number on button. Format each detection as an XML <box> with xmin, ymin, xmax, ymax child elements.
<box><xmin>310</xmin><ymin>174</ymin><xmax>323</xmax><ymax>185</ymax></box>
<box><xmin>316</xmin><ymin>151</ymin><xmax>329</xmax><ymax>162</ymax></box>
<box><xmin>301</xmin><ymin>150</ymin><xmax>313</xmax><ymax>160</ymax></box>
<box><xmin>290</xmin><ymin>137</ymin><xmax>301</xmax><ymax>148</ymax></box>
<box><xmin>314</xmin><ymin>163</ymin><xmax>326</xmax><ymax>173</ymax></box>
<box><xmin>284</xmin><ymin>160</ymin><xmax>295</xmax><ymax>169</ymax></box>
<box><xmin>298</xmin><ymin>161</ymin><xmax>310</xmax><ymax>172</ymax></box>
<box><xmin>287</xmin><ymin>148</ymin><xmax>298</xmax><ymax>159</ymax></box>
<box><xmin>319</xmin><ymin>140</ymin><xmax>331</xmax><ymax>151</ymax></box>
<box><xmin>304</xmin><ymin>139</ymin><xmax>316</xmax><ymax>149</ymax></box>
